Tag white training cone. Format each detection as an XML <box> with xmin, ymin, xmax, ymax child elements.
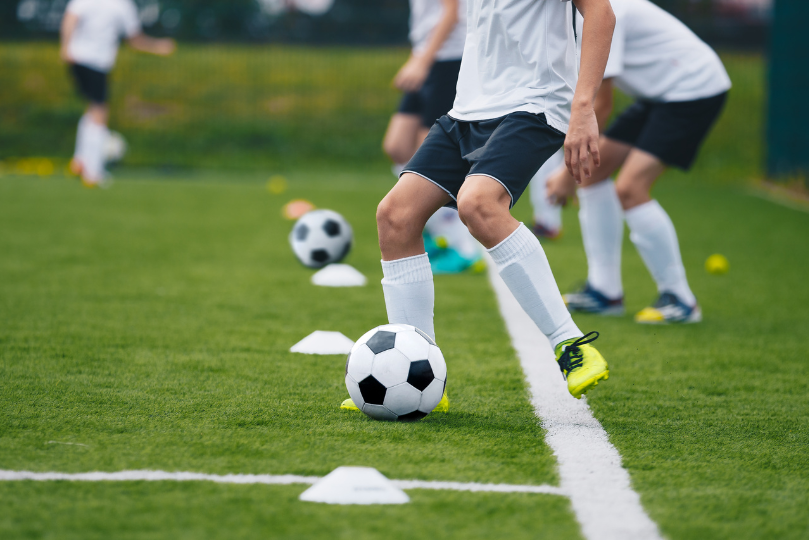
<box><xmin>311</xmin><ymin>264</ymin><xmax>367</xmax><ymax>287</ymax></box>
<box><xmin>290</xmin><ymin>331</ymin><xmax>355</xmax><ymax>355</ymax></box>
<box><xmin>299</xmin><ymin>467</ymin><xmax>409</xmax><ymax>505</ymax></box>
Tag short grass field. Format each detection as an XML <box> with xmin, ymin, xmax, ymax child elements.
<box><xmin>1</xmin><ymin>164</ymin><xmax>808</xmax><ymax>539</ymax></box>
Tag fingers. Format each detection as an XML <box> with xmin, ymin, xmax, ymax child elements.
<box><xmin>589</xmin><ymin>139</ymin><xmax>601</xmax><ymax>169</ymax></box>
<box><xmin>579</xmin><ymin>146</ymin><xmax>591</xmax><ymax>180</ymax></box>
<box><xmin>564</xmin><ymin>145</ymin><xmax>575</xmax><ymax>177</ymax></box>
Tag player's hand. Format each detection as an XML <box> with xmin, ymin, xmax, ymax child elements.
<box><xmin>564</xmin><ymin>103</ymin><xmax>601</xmax><ymax>184</ymax></box>
<box><xmin>546</xmin><ymin>168</ymin><xmax>577</xmax><ymax>206</ymax></box>
<box><xmin>60</xmin><ymin>47</ymin><xmax>74</xmax><ymax>64</ymax></box>
<box><xmin>394</xmin><ymin>56</ymin><xmax>430</xmax><ymax>93</ymax></box>
<box><xmin>155</xmin><ymin>38</ymin><xmax>177</xmax><ymax>56</ymax></box>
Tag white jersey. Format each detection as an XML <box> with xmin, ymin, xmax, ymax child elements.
<box><xmin>65</xmin><ymin>0</ymin><xmax>141</xmax><ymax>73</ymax></box>
<box><xmin>596</xmin><ymin>0</ymin><xmax>731</xmax><ymax>102</ymax></box>
<box><xmin>449</xmin><ymin>0</ymin><xmax>578</xmax><ymax>133</ymax></box>
<box><xmin>409</xmin><ymin>0</ymin><xmax>467</xmax><ymax>61</ymax></box>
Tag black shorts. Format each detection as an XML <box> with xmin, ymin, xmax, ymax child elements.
<box><xmin>398</xmin><ymin>60</ymin><xmax>462</xmax><ymax>128</ymax></box>
<box><xmin>402</xmin><ymin>112</ymin><xmax>565</xmax><ymax>209</ymax></box>
<box><xmin>70</xmin><ymin>63</ymin><xmax>108</xmax><ymax>104</ymax></box>
<box><xmin>604</xmin><ymin>92</ymin><xmax>728</xmax><ymax>170</ymax></box>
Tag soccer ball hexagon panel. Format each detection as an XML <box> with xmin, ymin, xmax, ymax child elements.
<box><xmin>345</xmin><ymin>324</ymin><xmax>447</xmax><ymax>421</ymax></box>
<box><xmin>289</xmin><ymin>209</ymin><xmax>353</xmax><ymax>269</ymax></box>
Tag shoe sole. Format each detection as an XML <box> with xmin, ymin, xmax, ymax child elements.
<box><xmin>570</xmin><ymin>370</ymin><xmax>609</xmax><ymax>399</ymax></box>
<box><xmin>635</xmin><ymin>309</ymin><xmax>703</xmax><ymax>325</ymax></box>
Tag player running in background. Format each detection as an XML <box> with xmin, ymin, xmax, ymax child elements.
<box><xmin>382</xmin><ymin>0</ymin><xmax>483</xmax><ymax>275</ymax></box>
<box><xmin>543</xmin><ymin>0</ymin><xmax>730</xmax><ymax>324</ymax></box>
<box><xmin>375</xmin><ymin>0</ymin><xmax>615</xmax><ymax>400</ymax></box>
<box><xmin>61</xmin><ymin>0</ymin><xmax>175</xmax><ymax>187</ymax></box>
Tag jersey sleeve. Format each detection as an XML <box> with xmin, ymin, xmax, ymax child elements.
<box><xmin>120</xmin><ymin>0</ymin><xmax>142</xmax><ymax>39</ymax></box>
<box><xmin>603</xmin><ymin>16</ymin><xmax>624</xmax><ymax>79</ymax></box>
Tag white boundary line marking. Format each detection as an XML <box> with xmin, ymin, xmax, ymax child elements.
<box><xmin>0</xmin><ymin>469</ymin><xmax>565</xmax><ymax>495</ymax></box>
<box><xmin>487</xmin><ymin>264</ymin><xmax>664</xmax><ymax>540</ymax></box>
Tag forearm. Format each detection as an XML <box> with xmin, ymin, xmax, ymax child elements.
<box><xmin>128</xmin><ymin>34</ymin><xmax>175</xmax><ymax>56</ymax></box>
<box><xmin>60</xmin><ymin>12</ymin><xmax>77</xmax><ymax>60</ymax></box>
<box><xmin>572</xmin><ymin>0</ymin><xmax>615</xmax><ymax>110</ymax></box>
<box><xmin>594</xmin><ymin>79</ymin><xmax>614</xmax><ymax>132</ymax></box>
<box><xmin>417</xmin><ymin>0</ymin><xmax>459</xmax><ymax>64</ymax></box>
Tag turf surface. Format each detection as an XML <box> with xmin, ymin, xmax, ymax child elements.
<box><xmin>1</xmin><ymin>169</ymin><xmax>808</xmax><ymax>539</ymax></box>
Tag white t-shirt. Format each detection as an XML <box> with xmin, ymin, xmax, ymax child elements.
<box><xmin>409</xmin><ymin>0</ymin><xmax>467</xmax><ymax>61</ymax></box>
<box><xmin>449</xmin><ymin>0</ymin><xmax>578</xmax><ymax>133</ymax></box>
<box><xmin>596</xmin><ymin>0</ymin><xmax>731</xmax><ymax>102</ymax></box>
<box><xmin>66</xmin><ymin>0</ymin><xmax>141</xmax><ymax>73</ymax></box>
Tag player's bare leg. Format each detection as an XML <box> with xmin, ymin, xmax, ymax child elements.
<box><xmin>376</xmin><ymin>173</ymin><xmax>451</xmax><ymax>343</ymax></box>
<box><xmin>456</xmin><ymin>175</ymin><xmax>606</xmax><ymax>397</ymax></box>
<box><xmin>382</xmin><ymin>114</ymin><xmax>425</xmax><ymax>170</ymax></box>
<box><xmin>616</xmin><ymin>149</ymin><xmax>700</xmax><ymax>322</ymax></box>
<box><xmin>73</xmin><ymin>103</ymin><xmax>109</xmax><ymax>187</ymax></box>
<box><xmin>340</xmin><ymin>174</ymin><xmax>451</xmax><ymax>412</ymax></box>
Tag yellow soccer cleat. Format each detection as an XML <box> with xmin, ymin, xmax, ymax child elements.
<box><xmin>635</xmin><ymin>292</ymin><xmax>702</xmax><ymax>324</ymax></box>
<box><xmin>340</xmin><ymin>392</ymin><xmax>450</xmax><ymax>413</ymax></box>
<box><xmin>433</xmin><ymin>391</ymin><xmax>450</xmax><ymax>412</ymax></box>
<box><xmin>555</xmin><ymin>332</ymin><xmax>609</xmax><ymax>399</ymax></box>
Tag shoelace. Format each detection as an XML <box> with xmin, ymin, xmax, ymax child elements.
<box><xmin>557</xmin><ymin>331</ymin><xmax>599</xmax><ymax>380</ymax></box>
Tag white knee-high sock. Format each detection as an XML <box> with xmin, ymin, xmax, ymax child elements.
<box><xmin>625</xmin><ymin>200</ymin><xmax>696</xmax><ymax>306</ymax></box>
<box><xmin>424</xmin><ymin>207</ymin><xmax>481</xmax><ymax>259</ymax></box>
<box><xmin>82</xmin><ymin>120</ymin><xmax>108</xmax><ymax>183</ymax></box>
<box><xmin>381</xmin><ymin>253</ymin><xmax>436</xmax><ymax>341</ymax></box>
<box><xmin>74</xmin><ymin>114</ymin><xmax>90</xmax><ymax>163</ymax></box>
<box><xmin>489</xmin><ymin>224</ymin><xmax>582</xmax><ymax>349</ymax></box>
<box><xmin>577</xmin><ymin>180</ymin><xmax>624</xmax><ymax>299</ymax></box>
<box><xmin>529</xmin><ymin>149</ymin><xmax>564</xmax><ymax>231</ymax></box>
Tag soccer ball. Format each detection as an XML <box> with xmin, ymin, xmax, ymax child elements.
<box><xmin>105</xmin><ymin>131</ymin><xmax>127</xmax><ymax>163</ymax></box>
<box><xmin>345</xmin><ymin>324</ymin><xmax>447</xmax><ymax>422</ymax></box>
<box><xmin>289</xmin><ymin>209</ymin><xmax>353</xmax><ymax>268</ymax></box>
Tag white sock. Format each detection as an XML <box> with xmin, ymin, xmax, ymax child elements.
<box><xmin>529</xmin><ymin>148</ymin><xmax>564</xmax><ymax>232</ymax></box>
<box><xmin>82</xmin><ymin>120</ymin><xmax>108</xmax><ymax>183</ymax></box>
<box><xmin>489</xmin><ymin>224</ymin><xmax>582</xmax><ymax>349</ymax></box>
<box><xmin>391</xmin><ymin>163</ymin><xmax>405</xmax><ymax>178</ymax></box>
<box><xmin>74</xmin><ymin>114</ymin><xmax>90</xmax><ymax>163</ymax></box>
<box><xmin>381</xmin><ymin>253</ymin><xmax>436</xmax><ymax>341</ymax></box>
<box><xmin>577</xmin><ymin>180</ymin><xmax>624</xmax><ymax>299</ymax></box>
<box><xmin>625</xmin><ymin>200</ymin><xmax>696</xmax><ymax>306</ymax></box>
<box><xmin>424</xmin><ymin>207</ymin><xmax>481</xmax><ymax>259</ymax></box>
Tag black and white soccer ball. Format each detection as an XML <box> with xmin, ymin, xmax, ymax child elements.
<box><xmin>345</xmin><ymin>324</ymin><xmax>447</xmax><ymax>422</ymax></box>
<box><xmin>289</xmin><ymin>209</ymin><xmax>353</xmax><ymax>269</ymax></box>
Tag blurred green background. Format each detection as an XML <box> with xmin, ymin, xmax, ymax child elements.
<box><xmin>0</xmin><ymin>46</ymin><xmax>765</xmax><ymax>177</ymax></box>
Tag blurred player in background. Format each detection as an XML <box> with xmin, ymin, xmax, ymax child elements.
<box><xmin>375</xmin><ymin>0</ymin><xmax>615</xmax><ymax>400</ymax></box>
<box><xmin>60</xmin><ymin>0</ymin><xmax>175</xmax><ymax>187</ymax></box>
<box><xmin>383</xmin><ymin>0</ymin><xmax>483</xmax><ymax>275</ymax></box>
<box><xmin>541</xmin><ymin>0</ymin><xmax>730</xmax><ymax>323</ymax></box>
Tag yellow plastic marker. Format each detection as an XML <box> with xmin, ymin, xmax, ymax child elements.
<box><xmin>267</xmin><ymin>175</ymin><xmax>288</xmax><ymax>194</ymax></box>
<box><xmin>705</xmin><ymin>254</ymin><xmax>729</xmax><ymax>275</ymax></box>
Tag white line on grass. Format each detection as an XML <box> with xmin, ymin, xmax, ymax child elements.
<box><xmin>487</xmin><ymin>263</ymin><xmax>663</xmax><ymax>540</ymax></box>
<box><xmin>0</xmin><ymin>469</ymin><xmax>565</xmax><ymax>495</ymax></box>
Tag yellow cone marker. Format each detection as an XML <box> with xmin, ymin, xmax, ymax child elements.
<box><xmin>267</xmin><ymin>175</ymin><xmax>288</xmax><ymax>194</ymax></box>
<box><xmin>705</xmin><ymin>254</ymin><xmax>729</xmax><ymax>275</ymax></box>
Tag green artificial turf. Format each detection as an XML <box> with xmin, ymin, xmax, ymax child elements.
<box><xmin>1</xmin><ymin>167</ymin><xmax>808</xmax><ymax>539</ymax></box>
<box><xmin>0</xmin><ymin>171</ymin><xmax>578</xmax><ymax>539</ymax></box>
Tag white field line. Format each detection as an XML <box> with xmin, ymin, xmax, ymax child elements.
<box><xmin>0</xmin><ymin>469</ymin><xmax>564</xmax><ymax>495</ymax></box>
<box><xmin>487</xmin><ymin>263</ymin><xmax>663</xmax><ymax>540</ymax></box>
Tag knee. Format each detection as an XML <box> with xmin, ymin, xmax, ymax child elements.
<box><xmin>615</xmin><ymin>182</ymin><xmax>645</xmax><ymax>209</ymax></box>
<box><xmin>382</xmin><ymin>141</ymin><xmax>412</xmax><ymax>165</ymax></box>
<box><xmin>376</xmin><ymin>195</ymin><xmax>410</xmax><ymax>238</ymax></box>
<box><xmin>457</xmin><ymin>191</ymin><xmax>496</xmax><ymax>234</ymax></box>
